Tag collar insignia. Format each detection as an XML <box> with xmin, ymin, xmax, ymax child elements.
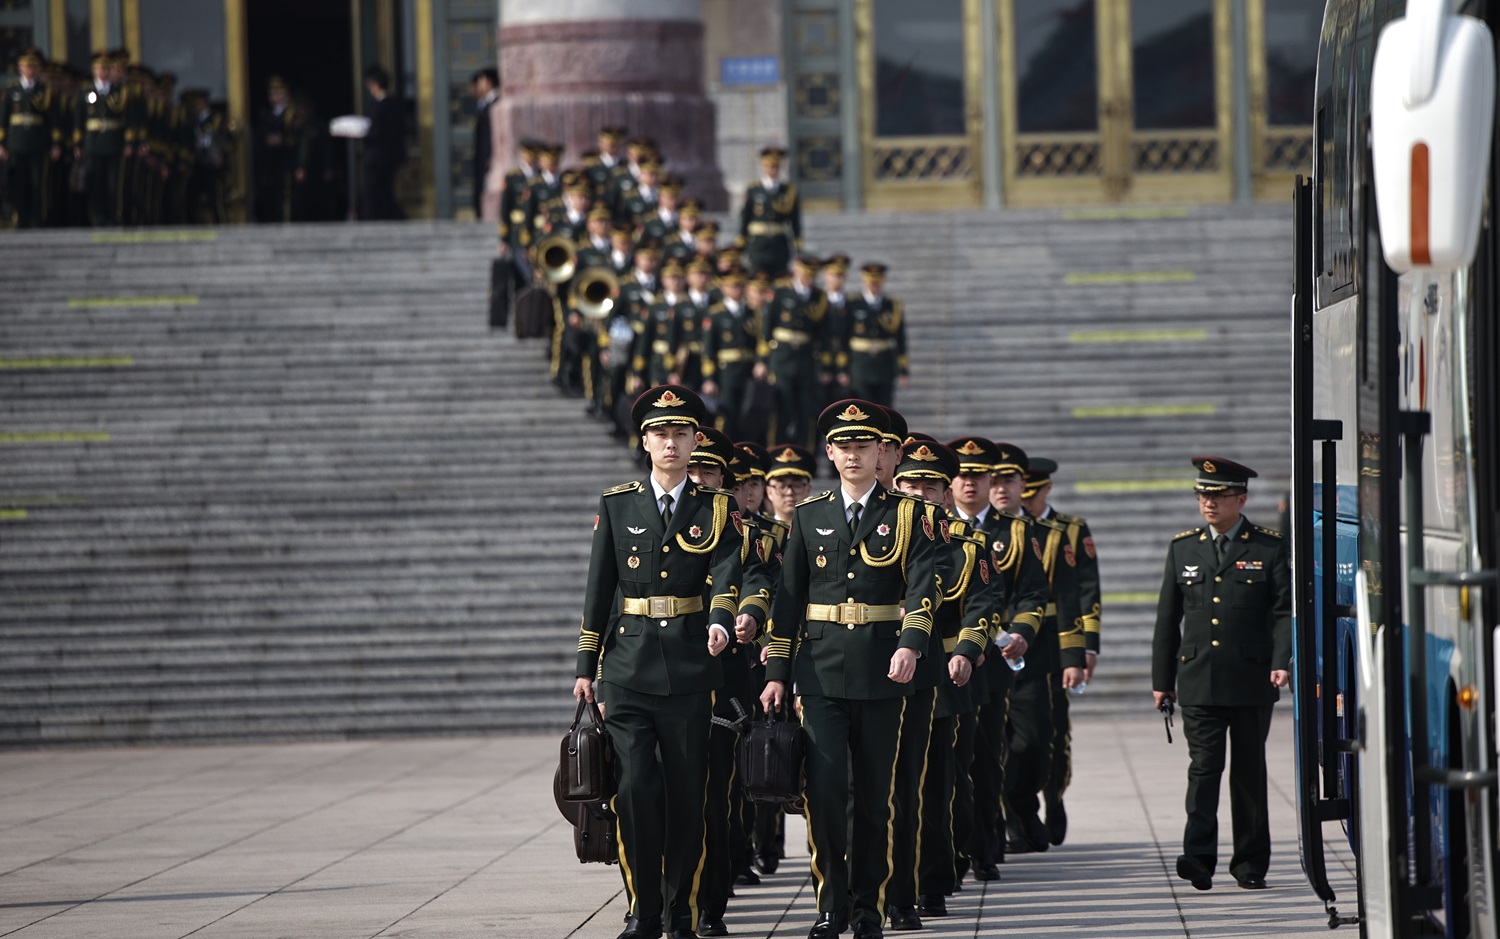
<box><xmin>837</xmin><ymin>404</ymin><xmax>869</xmax><ymax>421</ymax></box>
<box><xmin>653</xmin><ymin>389</ymin><xmax>686</xmax><ymax>408</ymax></box>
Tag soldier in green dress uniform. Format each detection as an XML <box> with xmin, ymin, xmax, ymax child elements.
<box><xmin>574</xmin><ymin>385</ymin><xmax>744</xmax><ymax>939</ymax></box>
<box><xmin>630</xmin><ymin>259</ymin><xmax>692</xmax><ymax>391</ymax></box>
<box><xmin>739</xmin><ymin>145</ymin><xmax>800</xmax><ymax>277</ymax></box>
<box><xmin>498</xmin><ymin>137</ymin><xmax>541</xmax><ymax>274</ymax></box>
<box><xmin>1153</xmin><ymin>457</ymin><xmax>1290</xmax><ymax>892</ymax></box>
<box><xmin>74</xmin><ymin>50</ymin><xmax>136</xmax><ymax>227</ymax></box>
<box><xmin>755</xmin><ymin>255</ymin><xmax>829</xmax><ymax>451</ymax></box>
<box><xmin>700</xmin><ymin>270</ymin><xmax>759</xmax><ymax>441</ymax></box>
<box><xmin>841</xmin><ymin>263</ymin><xmax>908</xmax><ymax>408</ymax></box>
<box><xmin>1</xmin><ymin>49</ymin><xmax>62</xmax><ymax>229</ymax></box>
<box><xmin>1022</xmin><ymin>457</ymin><xmax>1103</xmax><ymax>846</ymax></box>
<box><xmin>755</xmin><ymin>401</ymin><xmax>941</xmax><ymax>939</ymax></box>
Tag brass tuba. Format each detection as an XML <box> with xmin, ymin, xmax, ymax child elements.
<box><xmin>574</xmin><ymin>267</ymin><xmax>619</xmax><ymax>319</ymax></box>
<box><xmin>536</xmin><ymin>235</ymin><xmax>577</xmax><ymax>285</ymax></box>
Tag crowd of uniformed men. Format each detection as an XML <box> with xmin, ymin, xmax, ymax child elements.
<box><xmin>574</xmin><ymin>375</ymin><xmax>1102</xmax><ymax>939</ymax></box>
<box><xmin>497</xmin><ymin>128</ymin><xmax>910</xmax><ymax>455</ymax></box>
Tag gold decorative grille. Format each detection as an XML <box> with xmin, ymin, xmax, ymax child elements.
<box><xmin>1132</xmin><ymin>137</ymin><xmax>1220</xmax><ymax>174</ymax></box>
<box><xmin>872</xmin><ymin>140</ymin><xmax>973</xmax><ymax>181</ymax></box>
<box><xmin>798</xmin><ymin>135</ymin><xmax>843</xmax><ymax>182</ymax></box>
<box><xmin>1263</xmin><ymin>129</ymin><xmax>1313</xmax><ymax>174</ymax></box>
<box><xmin>795</xmin><ymin>73</ymin><xmax>841</xmax><ymax>120</ymax></box>
<box><xmin>1014</xmin><ymin>141</ymin><xmax>1103</xmax><ymax>177</ymax></box>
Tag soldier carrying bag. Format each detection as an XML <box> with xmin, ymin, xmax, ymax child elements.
<box><xmin>560</xmin><ymin>697</ymin><xmax>615</xmax><ymax>803</ymax></box>
<box><xmin>737</xmin><ymin>705</ymin><xmax>803</xmax><ymax>804</ymax></box>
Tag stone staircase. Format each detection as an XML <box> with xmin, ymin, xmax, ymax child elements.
<box><xmin>0</xmin><ymin>204</ymin><xmax>1291</xmax><ymax>745</ymax></box>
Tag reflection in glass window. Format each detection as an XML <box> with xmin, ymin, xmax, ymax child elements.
<box><xmin>1014</xmin><ymin>0</ymin><xmax>1098</xmax><ymax>134</ymax></box>
<box><xmin>65</xmin><ymin>0</ymin><xmax>89</xmax><ymax>70</ymax></box>
<box><xmin>1264</xmin><ymin>0</ymin><xmax>1319</xmax><ymax>126</ymax></box>
<box><xmin>1131</xmin><ymin>0</ymin><xmax>1215</xmax><ymax>131</ymax></box>
<box><xmin>141</xmin><ymin>0</ymin><xmax>227</xmax><ymax>101</ymax></box>
<box><xmin>873</xmin><ymin>0</ymin><xmax>965</xmax><ymax>137</ymax></box>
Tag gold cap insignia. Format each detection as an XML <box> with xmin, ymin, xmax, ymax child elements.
<box><xmin>956</xmin><ymin>440</ymin><xmax>985</xmax><ymax>456</ymax></box>
<box><xmin>838</xmin><ymin>404</ymin><xmax>870</xmax><ymax>421</ymax></box>
<box><xmin>1000</xmin><ymin>451</ymin><xmax>1010</xmax><ymax>460</ymax></box>
<box><xmin>653</xmin><ymin>389</ymin><xmax>686</xmax><ymax>408</ymax></box>
<box><xmin>775</xmin><ymin>448</ymin><xmax>800</xmax><ymax>462</ymax></box>
<box><xmin>696</xmin><ymin>431</ymin><xmax>709</xmax><ymax>445</ymax></box>
<box><xmin>911</xmin><ymin>446</ymin><xmax>939</xmax><ymax>462</ymax></box>
<box><xmin>1202</xmin><ymin>460</ymin><xmax>1217</xmax><ymax>473</ymax></box>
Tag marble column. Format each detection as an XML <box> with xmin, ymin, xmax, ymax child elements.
<box><xmin>484</xmin><ymin>0</ymin><xmax>728</xmax><ymax>219</ymax></box>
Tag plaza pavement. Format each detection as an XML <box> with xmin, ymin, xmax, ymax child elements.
<box><xmin>0</xmin><ymin>712</ymin><xmax>1359</xmax><ymax>938</ymax></box>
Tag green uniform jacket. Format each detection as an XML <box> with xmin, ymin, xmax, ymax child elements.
<box><xmin>1031</xmin><ymin>512</ymin><xmax>1089</xmax><ymax>674</ymax></box>
<box><xmin>1151</xmin><ymin>518</ymin><xmax>1292</xmax><ymax>707</ymax></box>
<box><xmin>764</xmin><ymin>488</ymin><xmax>940</xmax><ymax>699</ymax></box>
<box><xmin>75</xmin><ymin>84</ymin><xmax>137</xmax><ymax>157</ymax></box>
<box><xmin>1</xmin><ymin>80</ymin><xmax>61</xmax><ymax>154</ymax></box>
<box><xmin>843</xmin><ymin>294</ymin><xmax>908</xmax><ymax>385</ymax></box>
<box><xmin>699</xmin><ymin>302</ymin><xmax>761</xmax><ymax>380</ymax></box>
<box><xmin>738</xmin><ymin>181</ymin><xmax>801</xmax><ymax>270</ymax></box>
<box><xmin>1054</xmin><ymin>510</ymin><xmax>1102</xmax><ymax>653</ymax></box>
<box><xmin>975</xmin><ymin>510</ymin><xmax>1049</xmax><ymax>646</ymax></box>
<box><xmin>576</xmin><ymin>480</ymin><xmax>743</xmax><ymax>695</ymax></box>
<box><xmin>498</xmin><ymin>166</ymin><xmax>534</xmax><ymax>247</ymax></box>
<box><xmin>933</xmin><ymin>518</ymin><xmax>1000</xmax><ymax>717</ymax></box>
<box><xmin>630</xmin><ymin>296</ymin><xmax>693</xmax><ymax>387</ymax></box>
<box><xmin>760</xmin><ymin>284</ymin><xmax>829</xmax><ymax>368</ymax></box>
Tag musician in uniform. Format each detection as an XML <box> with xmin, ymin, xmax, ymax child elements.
<box><xmin>755</xmin><ymin>401</ymin><xmax>940</xmax><ymax>939</ymax></box>
<box><xmin>498</xmin><ymin>137</ymin><xmax>541</xmax><ymax>275</ymax></box>
<box><xmin>1152</xmin><ymin>457</ymin><xmax>1291</xmax><ymax>892</ymax></box>
<box><xmin>739</xmin><ymin>145</ymin><xmax>800</xmax><ymax>276</ymax></box>
<box><xmin>573</xmin><ymin>385</ymin><xmax>743</xmax><ymax>939</ymax></box>
<box><xmin>842</xmin><ymin>263</ymin><xmax>908</xmax><ymax>408</ymax></box>
<box><xmin>1</xmin><ymin>48</ymin><xmax>62</xmax><ymax>228</ymax></box>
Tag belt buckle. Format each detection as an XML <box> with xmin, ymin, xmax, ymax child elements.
<box><xmin>838</xmin><ymin>601</ymin><xmax>866</xmax><ymax>624</ymax></box>
<box><xmin>648</xmin><ymin>596</ymin><xmax>674</xmax><ymax>618</ymax></box>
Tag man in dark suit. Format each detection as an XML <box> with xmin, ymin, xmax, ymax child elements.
<box><xmin>1152</xmin><ymin>457</ymin><xmax>1291</xmax><ymax>892</ymax></box>
<box><xmin>470</xmin><ymin>67</ymin><xmax>497</xmax><ymax>217</ymax></box>
<box><xmin>360</xmin><ymin>65</ymin><xmax>405</xmax><ymax>220</ymax></box>
<box><xmin>753</xmin><ymin>400</ymin><xmax>940</xmax><ymax>939</ymax></box>
<box><xmin>574</xmin><ymin>385</ymin><xmax>744</xmax><ymax>939</ymax></box>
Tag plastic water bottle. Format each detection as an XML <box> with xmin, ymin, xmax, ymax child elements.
<box><xmin>1070</xmin><ymin>680</ymin><xmax>1088</xmax><ymax>695</ymax></box>
<box><xmin>994</xmin><ymin>633</ymin><xmax>1025</xmax><ymax>672</ymax></box>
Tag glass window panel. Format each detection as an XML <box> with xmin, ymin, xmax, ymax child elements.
<box><xmin>65</xmin><ymin>0</ymin><xmax>89</xmax><ymax>70</ymax></box>
<box><xmin>873</xmin><ymin>0</ymin><xmax>964</xmax><ymax>137</ymax></box>
<box><xmin>1263</xmin><ymin>0</ymin><xmax>1318</xmax><ymax>126</ymax></box>
<box><xmin>1131</xmin><ymin>0</ymin><xmax>1215</xmax><ymax>131</ymax></box>
<box><xmin>140</xmin><ymin>0</ymin><xmax>226</xmax><ymax>100</ymax></box>
<box><xmin>1014</xmin><ymin>0</ymin><xmax>1098</xmax><ymax>134</ymax></box>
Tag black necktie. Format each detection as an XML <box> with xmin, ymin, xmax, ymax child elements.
<box><xmin>848</xmin><ymin>502</ymin><xmax>862</xmax><ymax>536</ymax></box>
<box><xmin>661</xmin><ymin>494</ymin><xmax>674</xmax><ymax>529</ymax></box>
<box><xmin>1213</xmin><ymin>533</ymin><xmax>1225</xmax><ymax>563</ymax></box>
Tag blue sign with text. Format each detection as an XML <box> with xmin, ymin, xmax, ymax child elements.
<box><xmin>720</xmin><ymin>56</ymin><xmax>781</xmax><ymax>88</ymax></box>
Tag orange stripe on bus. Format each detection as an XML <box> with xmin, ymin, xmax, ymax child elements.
<box><xmin>1411</xmin><ymin>143</ymin><xmax>1431</xmax><ymax>266</ymax></box>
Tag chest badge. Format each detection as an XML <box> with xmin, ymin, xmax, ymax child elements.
<box><xmin>816</xmin><ymin>527</ymin><xmax>835</xmax><ymax>536</ymax></box>
<box><xmin>627</xmin><ymin>555</ymin><xmax>641</xmax><ymax>569</ymax></box>
<box><xmin>628</xmin><ymin>526</ymin><xmax>646</xmax><ymax>534</ymax></box>
<box><xmin>1182</xmin><ymin>564</ymin><xmax>1199</xmax><ymax>579</ymax></box>
<box><xmin>876</xmin><ymin>523</ymin><xmax>890</xmax><ymax>537</ymax></box>
<box><xmin>688</xmin><ymin>525</ymin><xmax>703</xmax><ymax>539</ymax></box>
<box><xmin>816</xmin><ymin>555</ymin><xmax>828</xmax><ymax>568</ymax></box>
<box><xmin>978</xmin><ymin>559</ymin><xmax>990</xmax><ymax>584</ymax></box>
<box><xmin>1236</xmin><ymin>560</ymin><xmax>1264</xmax><ymax>570</ymax></box>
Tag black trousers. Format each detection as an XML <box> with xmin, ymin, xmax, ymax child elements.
<box><xmin>6</xmin><ymin>150</ymin><xmax>47</xmax><ymax>228</ymax></box>
<box><xmin>1044</xmin><ymin>672</ymin><xmax>1072</xmax><ymax>808</ymax></box>
<box><xmin>601</xmin><ymin>682</ymin><xmax>713</xmax><ymax>931</ymax></box>
<box><xmin>696</xmin><ymin>715</ymin><xmax>742</xmax><ymax>923</ymax></box>
<box><xmin>968</xmin><ymin>657</ymin><xmax>1010</xmax><ymax>867</ymax></box>
<box><xmin>801</xmin><ymin>693</ymin><xmax>906</xmax><ymax>926</ymax></box>
<box><xmin>1003</xmin><ymin>670</ymin><xmax>1054</xmax><ymax>833</ymax></box>
<box><xmin>769</xmin><ymin>351</ymin><xmax>818</xmax><ymax>449</ymax></box>
<box><xmin>714</xmin><ymin>361</ymin><xmax>753</xmax><ymax>441</ymax></box>
<box><xmin>361</xmin><ymin>158</ymin><xmax>403</xmax><ymax>220</ymax></box>
<box><xmin>917</xmin><ymin>713</ymin><xmax>960</xmax><ymax>897</ymax></box>
<box><xmin>1180</xmin><ymin>703</ymin><xmax>1274</xmax><ymax>879</ymax></box>
<box><xmin>888</xmin><ymin>686</ymin><xmax>936</xmax><ymax>908</ymax></box>
<box><xmin>85</xmin><ymin>153</ymin><xmax>121</xmax><ymax>226</ymax></box>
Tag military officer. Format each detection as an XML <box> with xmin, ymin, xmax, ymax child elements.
<box><xmin>182</xmin><ymin>88</ymin><xmax>228</xmax><ymax>225</ymax></box>
<box><xmin>522</xmin><ymin>143</ymin><xmax>564</xmax><ymax>250</ymax></box>
<box><xmin>498</xmin><ymin>137</ymin><xmax>541</xmax><ymax>274</ymax></box>
<box><xmin>756</xmin><ymin>401</ymin><xmax>940</xmax><ymax>939</ymax></box>
<box><xmin>739</xmin><ymin>145</ymin><xmax>800</xmax><ymax>276</ymax></box>
<box><xmin>619</xmin><ymin>156</ymin><xmax>662</xmax><ymax>227</ymax></box>
<box><xmin>1</xmin><ymin>49</ymin><xmax>62</xmax><ymax>228</ymax></box>
<box><xmin>675</xmin><ymin>257</ymin><xmax>714</xmax><ymax>391</ymax></box>
<box><xmin>74</xmin><ymin>50</ymin><xmax>136</xmax><ymax>227</ymax></box>
<box><xmin>1021</xmin><ymin>457</ymin><xmax>1103</xmax><ymax>846</ymax></box>
<box><xmin>574</xmin><ymin>385</ymin><xmax>743</xmax><ymax>939</ymax></box>
<box><xmin>700</xmin><ymin>270</ymin><xmax>759</xmax><ymax>441</ymax></box>
<box><xmin>754</xmin><ymin>255</ymin><xmax>829</xmax><ymax>451</ymax></box>
<box><xmin>841</xmin><ymin>264</ymin><xmax>908</xmax><ymax>408</ymax></box>
<box><xmin>607</xmin><ymin>136</ymin><xmax>652</xmax><ymax>217</ymax></box>
<box><xmin>642</xmin><ymin>174</ymin><xmax>681</xmax><ymax>243</ymax></box>
<box><xmin>1153</xmin><ymin>457</ymin><xmax>1290</xmax><ymax>892</ymax></box>
<box><xmin>630</xmin><ymin>259</ymin><xmax>691</xmax><ymax>390</ymax></box>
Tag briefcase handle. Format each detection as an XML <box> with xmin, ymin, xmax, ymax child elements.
<box><xmin>569</xmin><ymin>697</ymin><xmax>607</xmax><ymax>751</ymax></box>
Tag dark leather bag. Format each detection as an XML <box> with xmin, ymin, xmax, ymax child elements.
<box><xmin>513</xmin><ymin>285</ymin><xmax>553</xmax><ymax>339</ymax></box>
<box><xmin>552</xmin><ymin>767</ymin><xmax>618</xmax><ymax>865</ymax></box>
<box><xmin>737</xmin><ymin>707</ymin><xmax>803</xmax><ymax>804</ymax></box>
<box><xmin>560</xmin><ymin>697</ymin><xmax>615</xmax><ymax>803</ymax></box>
<box><xmin>488</xmin><ymin>257</ymin><xmax>514</xmax><ymax>330</ymax></box>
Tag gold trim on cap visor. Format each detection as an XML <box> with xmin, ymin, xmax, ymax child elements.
<box><xmin>826</xmin><ymin>424</ymin><xmax>883</xmax><ymax>440</ymax></box>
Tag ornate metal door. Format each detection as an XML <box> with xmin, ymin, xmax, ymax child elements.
<box><xmin>999</xmin><ymin>0</ymin><xmax>1236</xmax><ymax>206</ymax></box>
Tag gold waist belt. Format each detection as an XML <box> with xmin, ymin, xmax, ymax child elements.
<box><xmin>85</xmin><ymin>118</ymin><xmax>123</xmax><ymax>132</ymax></box>
<box><xmin>806</xmin><ymin>602</ymin><xmax>902</xmax><ymax>625</ymax></box>
<box><xmin>650</xmin><ymin>340</ymin><xmax>673</xmax><ymax>354</ymax></box>
<box><xmin>746</xmin><ymin>221</ymin><xmax>789</xmax><ymax>237</ymax></box>
<box><xmin>771</xmin><ymin>328</ymin><xmax>813</xmax><ymax>347</ymax></box>
<box><xmin>848</xmin><ymin>337</ymin><xmax>894</xmax><ymax>354</ymax></box>
<box><xmin>9</xmin><ymin>114</ymin><xmax>44</xmax><ymax>127</ymax></box>
<box><xmin>621</xmin><ymin>595</ymin><xmax>705</xmax><ymax>618</ymax></box>
<box><xmin>716</xmin><ymin>349</ymin><xmax>754</xmax><ymax>364</ymax></box>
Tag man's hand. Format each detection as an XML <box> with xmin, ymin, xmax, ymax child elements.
<box><xmin>1271</xmin><ymin>669</ymin><xmax>1290</xmax><ymax>688</ymax></box>
<box><xmin>1000</xmin><ymin>633</ymin><xmax>1028</xmax><ymax>659</ymax></box>
<box><xmin>1062</xmin><ymin>666</ymin><xmax>1086</xmax><ymax>690</ymax></box>
<box><xmin>734</xmin><ymin>613</ymin><xmax>760</xmax><ymax>643</ymax></box>
<box><xmin>707</xmin><ymin>627</ymin><xmax>728</xmax><ymax>656</ymax></box>
<box><xmin>761</xmin><ymin>679</ymin><xmax>786</xmax><ymax>712</ymax></box>
<box><xmin>1085</xmin><ymin>651</ymin><xmax>1098</xmax><ymax>682</ymax></box>
<box><xmin>949</xmin><ymin>655</ymin><xmax>972</xmax><ymax>687</ymax></box>
<box><xmin>574</xmin><ymin>677</ymin><xmax>595</xmax><ymax>702</ymax></box>
<box><xmin>760</xmin><ymin>644</ymin><xmax>770</xmax><ymax>665</ymax></box>
<box><xmin>888</xmin><ymin>647</ymin><xmax>917</xmax><ymax>683</ymax></box>
<box><xmin>752</xmin><ymin>362</ymin><xmax>768</xmax><ymax>380</ymax></box>
<box><xmin>1153</xmin><ymin>690</ymin><xmax>1174</xmax><ymax>710</ymax></box>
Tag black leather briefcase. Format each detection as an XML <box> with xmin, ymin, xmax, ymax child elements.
<box><xmin>513</xmin><ymin>286</ymin><xmax>552</xmax><ymax>339</ymax></box>
<box><xmin>737</xmin><ymin>708</ymin><xmax>803</xmax><ymax>804</ymax></box>
<box><xmin>573</xmin><ymin>801</ymin><xmax>619</xmax><ymax>865</ymax></box>
<box><xmin>488</xmin><ymin>258</ymin><xmax>513</xmax><ymax>330</ymax></box>
<box><xmin>561</xmin><ymin>697</ymin><xmax>615</xmax><ymax>803</ymax></box>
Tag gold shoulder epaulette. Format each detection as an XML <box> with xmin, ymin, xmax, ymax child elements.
<box><xmin>765</xmin><ymin>517</ymin><xmax>790</xmax><ymax>535</ymax></box>
<box><xmin>695</xmin><ymin>486</ymin><xmax>734</xmax><ymax>497</ymax></box>
<box><xmin>603</xmin><ymin>481</ymin><xmax>644</xmax><ymax>497</ymax></box>
<box><xmin>1173</xmin><ymin>527</ymin><xmax>1202</xmax><ymax>541</ymax></box>
<box><xmin>1033</xmin><ymin>514</ymin><xmax>1067</xmax><ymax>532</ymax></box>
<box><xmin>1055</xmin><ymin>510</ymin><xmax>1086</xmax><ymax>526</ymax></box>
<box><xmin>796</xmin><ymin>490</ymin><xmax>835</xmax><ymax>507</ymax></box>
<box><xmin>1254</xmin><ymin>525</ymin><xmax>1284</xmax><ymax>539</ymax></box>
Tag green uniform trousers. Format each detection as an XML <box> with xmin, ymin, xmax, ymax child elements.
<box><xmin>917</xmin><ymin>713</ymin><xmax>960</xmax><ymax>896</ymax></box>
<box><xmin>1044</xmin><ymin>673</ymin><xmax>1072</xmax><ymax>808</ymax></box>
<box><xmin>968</xmin><ymin>657</ymin><xmax>1010</xmax><ymax>867</ymax></box>
<box><xmin>887</xmin><ymin>686</ymin><xmax>936</xmax><ymax>908</ymax></box>
<box><xmin>801</xmin><ymin>693</ymin><xmax>907</xmax><ymax>926</ymax></box>
<box><xmin>1181</xmin><ymin>703</ymin><xmax>1274</xmax><ymax>880</ymax></box>
<box><xmin>602</xmin><ymin>682</ymin><xmax>714</xmax><ymax>932</ymax></box>
<box><xmin>1003</xmin><ymin>670</ymin><xmax>1055</xmax><ymax>835</ymax></box>
<box><xmin>696</xmin><ymin>718</ymin><xmax>742</xmax><ymax>924</ymax></box>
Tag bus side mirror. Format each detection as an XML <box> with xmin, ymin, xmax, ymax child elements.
<box><xmin>1370</xmin><ymin>0</ymin><xmax>1495</xmax><ymax>273</ymax></box>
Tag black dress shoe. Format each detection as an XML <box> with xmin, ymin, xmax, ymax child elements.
<box><xmin>669</xmin><ymin>930</ymin><xmax>701</xmax><ymax>939</ymax></box>
<box><xmin>1235</xmin><ymin>874</ymin><xmax>1268</xmax><ymax>889</ymax></box>
<box><xmin>698</xmin><ymin>917</ymin><xmax>728</xmax><ymax>937</ymax></box>
<box><xmin>1021</xmin><ymin>813</ymin><xmax>1050</xmax><ymax>853</ymax></box>
<box><xmin>1045</xmin><ymin>798</ymin><xmax>1067</xmax><ymax>846</ymax></box>
<box><xmin>734</xmin><ymin>867</ymin><xmax>760</xmax><ymax>886</ymax></box>
<box><xmin>885</xmin><ymin>905</ymin><xmax>921</xmax><ymax>931</ymax></box>
<box><xmin>1175</xmin><ymin>854</ymin><xmax>1213</xmax><ymax>891</ymax></box>
<box><xmin>754</xmin><ymin>853</ymin><xmax>780</xmax><ymax>875</ymax></box>
<box><xmin>973</xmin><ymin>861</ymin><xmax>1000</xmax><ymax>881</ymax></box>
<box><xmin>618</xmin><ymin>914</ymin><xmax>664</xmax><ymax>939</ymax></box>
<box><xmin>852</xmin><ymin>922</ymin><xmax>884</xmax><ymax>939</ymax></box>
<box><xmin>917</xmin><ymin>894</ymin><xmax>948</xmax><ymax>917</ymax></box>
<box><xmin>808</xmin><ymin>911</ymin><xmax>845</xmax><ymax>938</ymax></box>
